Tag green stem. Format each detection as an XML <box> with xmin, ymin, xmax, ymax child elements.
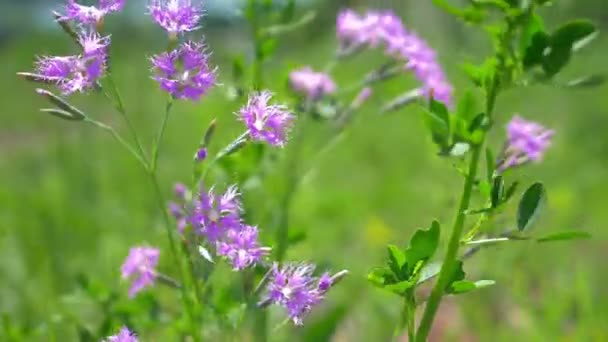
<box><xmin>415</xmin><ymin>144</ymin><xmax>482</xmax><ymax>341</ymax></box>
<box><xmin>104</xmin><ymin>75</ymin><xmax>149</xmax><ymax>167</ymax></box>
<box><xmin>150</xmin><ymin>176</ymin><xmax>202</xmax><ymax>341</ymax></box>
<box><xmin>85</xmin><ymin>119</ymin><xmax>148</xmax><ymax>168</ymax></box>
<box><xmin>151</xmin><ymin>99</ymin><xmax>174</xmax><ymax>172</ymax></box>
<box><xmin>416</xmin><ymin>79</ymin><xmax>499</xmax><ymax>341</ymax></box>
<box><xmin>394</xmin><ymin>294</ymin><xmax>416</xmax><ymax>341</ymax></box>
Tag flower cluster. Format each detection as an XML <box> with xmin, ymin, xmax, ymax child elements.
<box><xmin>262</xmin><ymin>263</ymin><xmax>346</xmax><ymax>325</ymax></box>
<box><xmin>62</xmin><ymin>0</ymin><xmax>126</xmax><ymax>26</ymax></box>
<box><xmin>336</xmin><ymin>9</ymin><xmax>453</xmax><ymax>106</ymax></box>
<box><xmin>170</xmin><ymin>184</ymin><xmax>270</xmax><ymax>270</ymax></box>
<box><xmin>238</xmin><ymin>91</ymin><xmax>295</xmax><ymax>147</ymax></box>
<box><xmin>498</xmin><ymin>116</ymin><xmax>554</xmax><ymax>171</ymax></box>
<box><xmin>33</xmin><ymin>32</ymin><xmax>109</xmax><ymax>95</ymax></box>
<box><xmin>150</xmin><ymin>41</ymin><xmax>216</xmax><ymax>101</ymax></box>
<box><xmin>121</xmin><ymin>246</ymin><xmax>160</xmax><ymax>297</ymax></box>
<box><xmin>148</xmin><ymin>0</ymin><xmax>203</xmax><ymax>36</ymax></box>
<box><xmin>104</xmin><ymin>327</ymin><xmax>138</xmax><ymax>342</ymax></box>
<box><xmin>289</xmin><ymin>67</ymin><xmax>336</xmax><ymax>100</ymax></box>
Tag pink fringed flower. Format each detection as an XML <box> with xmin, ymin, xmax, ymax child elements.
<box><xmin>289</xmin><ymin>67</ymin><xmax>336</xmax><ymax>100</ymax></box>
<box><xmin>238</xmin><ymin>91</ymin><xmax>295</xmax><ymax>147</ymax></box>
<box><xmin>121</xmin><ymin>246</ymin><xmax>160</xmax><ymax>298</ymax></box>
<box><xmin>148</xmin><ymin>0</ymin><xmax>203</xmax><ymax>35</ymax></box>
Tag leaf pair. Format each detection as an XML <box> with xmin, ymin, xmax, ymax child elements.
<box><xmin>368</xmin><ymin>221</ymin><xmax>440</xmax><ymax>296</ymax></box>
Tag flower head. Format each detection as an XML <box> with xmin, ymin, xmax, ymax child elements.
<box><xmin>263</xmin><ymin>263</ymin><xmax>343</xmax><ymax>325</ymax></box>
<box><xmin>32</xmin><ymin>31</ymin><xmax>108</xmax><ymax>95</ymax></box>
<box><xmin>217</xmin><ymin>225</ymin><xmax>270</xmax><ymax>270</ymax></box>
<box><xmin>238</xmin><ymin>91</ymin><xmax>295</xmax><ymax>147</ymax></box>
<box><xmin>499</xmin><ymin>116</ymin><xmax>554</xmax><ymax>171</ymax></box>
<box><xmin>148</xmin><ymin>0</ymin><xmax>203</xmax><ymax>35</ymax></box>
<box><xmin>289</xmin><ymin>67</ymin><xmax>336</xmax><ymax>100</ymax></box>
<box><xmin>150</xmin><ymin>41</ymin><xmax>216</xmax><ymax>101</ymax></box>
<box><xmin>121</xmin><ymin>246</ymin><xmax>160</xmax><ymax>297</ymax></box>
<box><xmin>189</xmin><ymin>184</ymin><xmax>242</xmax><ymax>242</ymax></box>
<box><xmin>105</xmin><ymin>326</ymin><xmax>138</xmax><ymax>342</ymax></box>
<box><xmin>62</xmin><ymin>0</ymin><xmax>125</xmax><ymax>26</ymax></box>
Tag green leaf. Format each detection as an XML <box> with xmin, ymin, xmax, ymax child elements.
<box><xmin>450</xmin><ymin>279</ymin><xmax>496</xmax><ymax>294</ymax></box>
<box><xmin>405</xmin><ymin>221</ymin><xmax>441</xmax><ymax>269</ymax></box>
<box><xmin>485</xmin><ymin>148</ymin><xmax>495</xmax><ymax>182</ymax></box>
<box><xmin>490</xmin><ymin>175</ymin><xmax>504</xmax><ymax>208</ymax></box>
<box><xmin>367</xmin><ymin>267</ymin><xmax>395</xmax><ymax>287</ymax></box>
<box><xmin>385</xmin><ymin>280</ymin><xmax>416</xmax><ymax>296</ymax></box>
<box><xmin>417</xmin><ymin>261</ymin><xmax>441</xmax><ymax>284</ymax></box>
<box><xmin>387</xmin><ymin>245</ymin><xmax>407</xmax><ymax>278</ymax></box>
<box><xmin>536</xmin><ymin>231</ymin><xmax>591</xmax><ymax>243</ymax></box>
<box><xmin>519</xmin><ymin>13</ymin><xmax>545</xmax><ymax>57</ymax></box>
<box><xmin>423</xmin><ymin>99</ymin><xmax>451</xmax><ymax>150</ymax></box>
<box><xmin>523</xmin><ymin>31</ymin><xmax>550</xmax><ymax>69</ymax></box>
<box><xmin>456</xmin><ymin>90</ymin><xmax>478</xmax><ymax>122</ymax></box>
<box><xmin>445</xmin><ymin>260</ymin><xmax>466</xmax><ymax>292</ymax></box>
<box><xmin>543</xmin><ymin>20</ymin><xmax>597</xmax><ymax>76</ymax></box>
<box><xmin>517</xmin><ymin>183</ymin><xmax>547</xmax><ymax>231</ymax></box>
<box><xmin>503</xmin><ymin>181</ymin><xmax>519</xmax><ymax>204</ymax></box>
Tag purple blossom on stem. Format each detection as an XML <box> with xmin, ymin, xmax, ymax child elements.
<box><xmin>263</xmin><ymin>263</ymin><xmax>344</xmax><ymax>325</ymax></box>
<box><xmin>238</xmin><ymin>91</ymin><xmax>295</xmax><ymax>147</ymax></box>
<box><xmin>150</xmin><ymin>41</ymin><xmax>216</xmax><ymax>101</ymax></box>
<box><xmin>189</xmin><ymin>184</ymin><xmax>242</xmax><ymax>242</ymax></box>
<box><xmin>62</xmin><ymin>0</ymin><xmax>126</xmax><ymax>26</ymax></box>
<box><xmin>34</xmin><ymin>32</ymin><xmax>109</xmax><ymax>95</ymax></box>
<box><xmin>121</xmin><ymin>246</ymin><xmax>160</xmax><ymax>298</ymax></box>
<box><xmin>336</xmin><ymin>9</ymin><xmax>453</xmax><ymax>106</ymax></box>
<box><xmin>148</xmin><ymin>0</ymin><xmax>203</xmax><ymax>35</ymax></box>
<box><xmin>499</xmin><ymin>116</ymin><xmax>554</xmax><ymax>171</ymax></box>
<box><xmin>105</xmin><ymin>326</ymin><xmax>138</xmax><ymax>342</ymax></box>
<box><xmin>195</xmin><ymin>147</ymin><xmax>208</xmax><ymax>162</ymax></box>
<box><xmin>289</xmin><ymin>67</ymin><xmax>336</xmax><ymax>100</ymax></box>
<box><xmin>216</xmin><ymin>225</ymin><xmax>270</xmax><ymax>270</ymax></box>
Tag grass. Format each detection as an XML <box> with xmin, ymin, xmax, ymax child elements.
<box><xmin>1</xmin><ymin>3</ymin><xmax>608</xmax><ymax>341</ymax></box>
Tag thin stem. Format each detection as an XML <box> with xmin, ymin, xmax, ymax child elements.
<box><xmin>150</xmin><ymin>176</ymin><xmax>202</xmax><ymax>342</ymax></box>
<box><xmin>394</xmin><ymin>294</ymin><xmax>416</xmax><ymax>341</ymax></box>
<box><xmin>104</xmin><ymin>75</ymin><xmax>149</xmax><ymax>167</ymax></box>
<box><xmin>85</xmin><ymin>119</ymin><xmax>148</xmax><ymax>168</ymax></box>
<box><xmin>199</xmin><ymin>132</ymin><xmax>250</xmax><ymax>184</ymax></box>
<box><xmin>151</xmin><ymin>99</ymin><xmax>174</xmax><ymax>172</ymax></box>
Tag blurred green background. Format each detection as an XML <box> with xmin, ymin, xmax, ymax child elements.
<box><xmin>1</xmin><ymin>0</ymin><xmax>607</xmax><ymax>341</ymax></box>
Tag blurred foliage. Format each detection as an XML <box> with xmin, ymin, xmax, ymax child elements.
<box><xmin>1</xmin><ymin>0</ymin><xmax>607</xmax><ymax>341</ymax></box>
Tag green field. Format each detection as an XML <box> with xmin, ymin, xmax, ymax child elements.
<box><xmin>1</xmin><ymin>1</ymin><xmax>607</xmax><ymax>341</ymax></box>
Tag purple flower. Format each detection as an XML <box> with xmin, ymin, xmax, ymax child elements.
<box><xmin>195</xmin><ymin>147</ymin><xmax>208</xmax><ymax>162</ymax></box>
<box><xmin>62</xmin><ymin>0</ymin><xmax>126</xmax><ymax>26</ymax></box>
<box><xmin>31</xmin><ymin>31</ymin><xmax>108</xmax><ymax>95</ymax></box>
<box><xmin>216</xmin><ymin>225</ymin><xmax>271</xmax><ymax>270</ymax></box>
<box><xmin>150</xmin><ymin>41</ymin><xmax>216</xmax><ymax>101</ymax></box>
<box><xmin>498</xmin><ymin>116</ymin><xmax>554</xmax><ymax>171</ymax></box>
<box><xmin>105</xmin><ymin>326</ymin><xmax>138</xmax><ymax>342</ymax></box>
<box><xmin>173</xmin><ymin>182</ymin><xmax>188</xmax><ymax>200</ymax></box>
<box><xmin>238</xmin><ymin>91</ymin><xmax>295</xmax><ymax>147</ymax></box>
<box><xmin>263</xmin><ymin>263</ymin><xmax>343</xmax><ymax>325</ymax></box>
<box><xmin>336</xmin><ymin>9</ymin><xmax>453</xmax><ymax>106</ymax></box>
<box><xmin>189</xmin><ymin>184</ymin><xmax>242</xmax><ymax>242</ymax></box>
<box><xmin>289</xmin><ymin>67</ymin><xmax>336</xmax><ymax>100</ymax></box>
<box><xmin>148</xmin><ymin>0</ymin><xmax>203</xmax><ymax>35</ymax></box>
<box><xmin>121</xmin><ymin>247</ymin><xmax>160</xmax><ymax>298</ymax></box>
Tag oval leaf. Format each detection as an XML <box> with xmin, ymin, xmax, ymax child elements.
<box><xmin>517</xmin><ymin>183</ymin><xmax>546</xmax><ymax>232</ymax></box>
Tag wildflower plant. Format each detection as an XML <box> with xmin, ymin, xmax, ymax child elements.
<box><xmin>17</xmin><ymin>0</ymin><xmax>598</xmax><ymax>340</ymax></box>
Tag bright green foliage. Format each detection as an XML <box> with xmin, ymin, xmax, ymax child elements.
<box><xmin>517</xmin><ymin>183</ymin><xmax>547</xmax><ymax>232</ymax></box>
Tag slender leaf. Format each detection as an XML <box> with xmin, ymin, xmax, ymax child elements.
<box><xmin>387</xmin><ymin>245</ymin><xmax>407</xmax><ymax>278</ymax></box>
<box><xmin>537</xmin><ymin>231</ymin><xmax>591</xmax><ymax>243</ymax></box>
